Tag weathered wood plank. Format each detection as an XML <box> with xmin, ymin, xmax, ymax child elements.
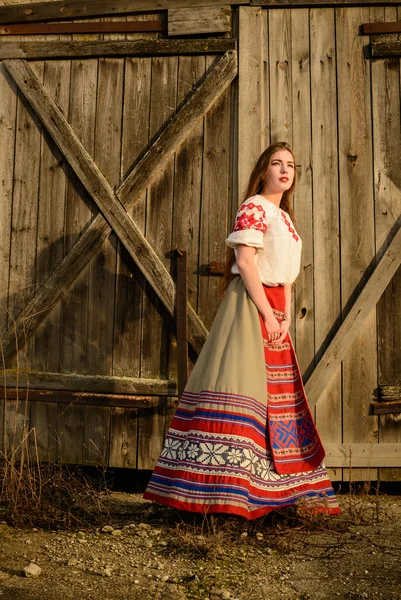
<box><xmin>198</xmin><ymin>55</ymin><xmax>231</xmax><ymax>330</ymax></box>
<box><xmin>371</xmin><ymin>5</ymin><xmax>401</xmax><ymax>483</ymax></box>
<box><xmin>325</xmin><ymin>443</ymin><xmax>401</xmax><ymax>468</ymax></box>
<box><xmin>109</xmin><ymin>407</ymin><xmax>138</xmax><ymax>468</ymax></box>
<box><xmin>140</xmin><ymin>55</ymin><xmax>177</xmax><ymax>383</ymax></box>
<box><xmin>290</xmin><ymin>8</ymin><xmax>314</xmax><ymax>377</ymax></box>
<box><xmin>371</xmin><ymin>34</ymin><xmax>401</xmax><ymax>58</ymax></box>
<box><xmin>305</xmin><ymin>225</ymin><xmax>401</xmax><ymax>407</ymax></box>
<box><xmin>113</xmin><ymin>57</ymin><xmax>151</xmax><ymax>378</ymax></box>
<box><xmin>381</xmin><ymin>385</ymin><xmax>401</xmax><ymax>400</ymax></box>
<box><xmin>0</xmin><ymin>0</ymin><xmax>246</xmax><ymax>25</ymax></box>
<box><xmin>269</xmin><ymin>8</ymin><xmax>292</xmax><ymax>144</ymax></box>
<box><xmin>337</xmin><ymin>6</ymin><xmax>378</xmax><ymax>483</ymax></box>
<box><xmin>0</xmin><ymin>62</ymin><xmax>16</xmax><ymax>451</ymax></box>
<box><xmin>0</xmin><ymin>66</ymin><xmax>17</xmax><ymax>338</ymax></box>
<box><xmin>137</xmin><ymin>55</ymin><xmax>178</xmax><ymax>470</ymax></box>
<box><xmin>0</xmin><ymin>21</ymin><xmax>164</xmax><ymax>36</ymax></box>
<box><xmin>29</xmin><ymin>58</ymin><xmax>71</xmax><ymax>462</ymax></box>
<box><xmin>168</xmin><ymin>6</ymin><xmax>231</xmax><ymax>36</ymax></box>
<box><xmin>238</xmin><ymin>7</ymin><xmax>266</xmax><ymax>199</ymax></box>
<box><xmin>137</xmin><ymin>400</ymin><xmax>167</xmax><ymax>470</ymax></box>
<box><xmin>3</xmin><ymin>388</ymin><xmax>176</xmax><ymax>409</ymax></box>
<box><xmin>31</xmin><ymin>60</ymin><xmax>70</xmax><ymax>374</ymax></box>
<box><xmin>310</xmin><ymin>9</ymin><xmax>342</xmax><ymax>462</ymax></box>
<box><xmin>2</xmin><ymin>50</ymin><xmax>238</xmax><ymax>366</ymax></box>
<box><xmin>0</xmin><ymin>371</ymin><xmax>176</xmax><ymax>396</ymax></box>
<box><xmin>57</xmin><ymin>401</ymin><xmax>85</xmax><ymax>463</ymax></box>
<box><xmin>255</xmin><ymin>0</ymin><xmax>401</xmax><ymax>5</ymax></box>
<box><xmin>170</xmin><ymin>54</ymin><xmax>206</xmax><ymax>392</ymax></box>
<box><xmin>0</xmin><ymin>39</ymin><xmax>237</xmax><ymax>60</ymax></box>
<box><xmin>363</xmin><ymin>21</ymin><xmax>401</xmax><ymax>35</ymax></box>
<box><xmin>373</xmin><ymin>401</ymin><xmax>401</xmax><ymax>415</ymax></box>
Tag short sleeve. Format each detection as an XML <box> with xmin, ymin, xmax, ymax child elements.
<box><xmin>226</xmin><ymin>199</ymin><xmax>268</xmax><ymax>249</ymax></box>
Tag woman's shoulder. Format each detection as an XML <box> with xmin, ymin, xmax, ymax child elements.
<box><xmin>243</xmin><ymin>194</ymin><xmax>281</xmax><ymax>219</ymax></box>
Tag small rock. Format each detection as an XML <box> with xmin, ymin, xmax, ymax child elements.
<box><xmin>102</xmin><ymin>568</ymin><xmax>112</xmax><ymax>577</ymax></box>
<box><xmin>25</xmin><ymin>539</ymin><xmax>32</xmax><ymax>545</ymax></box>
<box><xmin>221</xmin><ymin>592</ymin><xmax>231</xmax><ymax>600</ymax></box>
<box><xmin>0</xmin><ymin>570</ymin><xmax>10</xmax><ymax>581</ymax></box>
<box><xmin>101</xmin><ymin>525</ymin><xmax>114</xmax><ymax>533</ymax></box>
<box><xmin>256</xmin><ymin>533</ymin><xmax>263</xmax><ymax>541</ymax></box>
<box><xmin>134</xmin><ymin>579</ymin><xmax>140</xmax><ymax>584</ymax></box>
<box><xmin>111</xmin><ymin>529</ymin><xmax>122</xmax><ymax>536</ymax></box>
<box><xmin>23</xmin><ymin>563</ymin><xmax>42</xmax><ymax>578</ymax></box>
<box><xmin>77</xmin><ymin>532</ymin><xmax>85</xmax><ymax>539</ymax></box>
<box><xmin>78</xmin><ymin>539</ymin><xmax>87</xmax><ymax>545</ymax></box>
<box><xmin>67</xmin><ymin>559</ymin><xmax>78</xmax><ymax>566</ymax></box>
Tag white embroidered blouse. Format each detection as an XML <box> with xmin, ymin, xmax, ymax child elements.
<box><xmin>225</xmin><ymin>194</ymin><xmax>302</xmax><ymax>286</ymax></box>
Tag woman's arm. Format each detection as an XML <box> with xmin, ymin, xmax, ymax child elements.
<box><xmin>235</xmin><ymin>245</ymin><xmax>281</xmax><ymax>339</ymax></box>
<box><xmin>283</xmin><ymin>284</ymin><xmax>292</xmax><ymax>319</ymax></box>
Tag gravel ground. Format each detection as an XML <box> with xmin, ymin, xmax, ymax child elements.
<box><xmin>0</xmin><ymin>492</ymin><xmax>401</xmax><ymax>600</ymax></box>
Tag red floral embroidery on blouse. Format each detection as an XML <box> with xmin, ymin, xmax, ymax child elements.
<box><xmin>233</xmin><ymin>202</ymin><xmax>268</xmax><ymax>233</ymax></box>
<box><xmin>281</xmin><ymin>211</ymin><xmax>299</xmax><ymax>242</ymax></box>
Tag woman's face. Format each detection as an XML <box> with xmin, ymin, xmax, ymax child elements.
<box><xmin>264</xmin><ymin>149</ymin><xmax>295</xmax><ymax>194</ymax></box>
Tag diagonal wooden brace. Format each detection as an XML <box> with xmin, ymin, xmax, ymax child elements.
<box><xmin>305</xmin><ymin>225</ymin><xmax>401</xmax><ymax>408</ymax></box>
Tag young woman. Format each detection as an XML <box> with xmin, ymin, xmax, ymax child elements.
<box><xmin>143</xmin><ymin>142</ymin><xmax>340</xmax><ymax>519</ymax></box>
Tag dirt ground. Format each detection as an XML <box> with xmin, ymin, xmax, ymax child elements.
<box><xmin>1</xmin><ymin>491</ymin><xmax>401</xmax><ymax>600</ymax></box>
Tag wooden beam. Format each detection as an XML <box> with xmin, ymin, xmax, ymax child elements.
<box><xmin>2</xmin><ymin>387</ymin><xmax>177</xmax><ymax>409</ymax></box>
<box><xmin>381</xmin><ymin>385</ymin><xmax>401</xmax><ymax>400</ymax></box>
<box><xmin>168</xmin><ymin>6</ymin><xmax>231</xmax><ymax>36</ymax></box>
<box><xmin>362</xmin><ymin>22</ymin><xmax>401</xmax><ymax>35</ymax></box>
<box><xmin>0</xmin><ymin>371</ymin><xmax>176</xmax><ymax>396</ymax></box>
<box><xmin>305</xmin><ymin>226</ymin><xmax>401</xmax><ymax>407</ymax></box>
<box><xmin>0</xmin><ymin>39</ymin><xmax>236</xmax><ymax>60</ymax></box>
<box><xmin>0</xmin><ymin>0</ymin><xmax>246</xmax><ymax>25</ymax></box>
<box><xmin>253</xmin><ymin>0</ymin><xmax>401</xmax><ymax>5</ymax></box>
<box><xmin>372</xmin><ymin>401</ymin><xmax>401</xmax><ymax>415</ymax></box>
<box><xmin>0</xmin><ymin>20</ymin><xmax>164</xmax><ymax>36</ymax></box>
<box><xmin>371</xmin><ymin>34</ymin><xmax>401</xmax><ymax>58</ymax></box>
<box><xmin>2</xmin><ymin>50</ymin><xmax>238</xmax><ymax>365</ymax></box>
<box><xmin>325</xmin><ymin>443</ymin><xmax>401</xmax><ymax>468</ymax></box>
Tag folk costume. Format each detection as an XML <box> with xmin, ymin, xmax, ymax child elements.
<box><xmin>143</xmin><ymin>195</ymin><xmax>340</xmax><ymax>519</ymax></box>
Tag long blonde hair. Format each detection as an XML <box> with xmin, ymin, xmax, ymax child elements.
<box><xmin>221</xmin><ymin>142</ymin><xmax>297</xmax><ymax>292</ymax></box>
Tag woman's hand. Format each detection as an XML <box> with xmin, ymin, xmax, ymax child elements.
<box><xmin>271</xmin><ymin>319</ymin><xmax>290</xmax><ymax>345</ymax></box>
<box><xmin>264</xmin><ymin>316</ymin><xmax>290</xmax><ymax>345</ymax></box>
<box><xmin>263</xmin><ymin>315</ymin><xmax>281</xmax><ymax>345</ymax></box>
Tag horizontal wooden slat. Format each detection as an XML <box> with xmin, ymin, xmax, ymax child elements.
<box><xmin>0</xmin><ymin>0</ymin><xmax>246</xmax><ymax>25</ymax></box>
<box><xmin>168</xmin><ymin>6</ymin><xmax>231</xmax><ymax>36</ymax></box>
<box><xmin>305</xmin><ymin>225</ymin><xmax>401</xmax><ymax>407</ymax></box>
<box><xmin>381</xmin><ymin>385</ymin><xmax>401</xmax><ymax>400</ymax></box>
<box><xmin>254</xmin><ymin>0</ymin><xmax>401</xmax><ymax>5</ymax></box>
<box><xmin>371</xmin><ymin>34</ymin><xmax>401</xmax><ymax>58</ymax></box>
<box><xmin>0</xmin><ymin>371</ymin><xmax>176</xmax><ymax>395</ymax></box>
<box><xmin>325</xmin><ymin>443</ymin><xmax>401</xmax><ymax>468</ymax></box>
<box><xmin>2</xmin><ymin>388</ymin><xmax>178</xmax><ymax>409</ymax></box>
<box><xmin>0</xmin><ymin>39</ymin><xmax>236</xmax><ymax>60</ymax></box>
<box><xmin>0</xmin><ymin>20</ymin><xmax>164</xmax><ymax>36</ymax></box>
<box><xmin>362</xmin><ymin>22</ymin><xmax>401</xmax><ymax>35</ymax></box>
<box><xmin>372</xmin><ymin>401</ymin><xmax>401</xmax><ymax>415</ymax></box>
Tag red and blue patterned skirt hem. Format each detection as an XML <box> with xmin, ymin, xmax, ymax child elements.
<box><xmin>143</xmin><ymin>284</ymin><xmax>341</xmax><ymax>519</ymax></box>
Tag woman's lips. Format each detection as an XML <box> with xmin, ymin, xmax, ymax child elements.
<box><xmin>279</xmin><ymin>177</ymin><xmax>289</xmax><ymax>182</ymax></box>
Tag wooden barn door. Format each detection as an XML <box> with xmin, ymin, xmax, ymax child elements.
<box><xmin>0</xmin><ymin>48</ymin><xmax>237</xmax><ymax>469</ymax></box>
<box><xmin>237</xmin><ymin>6</ymin><xmax>401</xmax><ymax>482</ymax></box>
